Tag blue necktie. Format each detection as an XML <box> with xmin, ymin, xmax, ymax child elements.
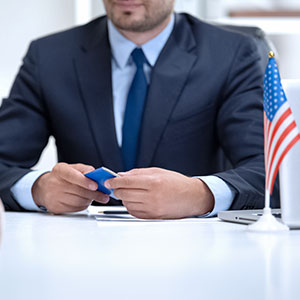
<box><xmin>122</xmin><ymin>48</ymin><xmax>148</xmax><ymax>171</ymax></box>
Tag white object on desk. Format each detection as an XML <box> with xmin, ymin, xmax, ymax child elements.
<box><xmin>1</xmin><ymin>211</ymin><xmax>300</xmax><ymax>300</ymax></box>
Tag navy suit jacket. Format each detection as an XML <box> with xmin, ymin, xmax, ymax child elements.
<box><xmin>0</xmin><ymin>13</ymin><xmax>279</xmax><ymax>211</ymax></box>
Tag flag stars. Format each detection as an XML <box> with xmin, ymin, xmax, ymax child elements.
<box><xmin>264</xmin><ymin>59</ymin><xmax>289</xmax><ymax>122</ymax></box>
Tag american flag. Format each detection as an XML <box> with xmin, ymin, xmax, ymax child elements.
<box><xmin>264</xmin><ymin>53</ymin><xmax>300</xmax><ymax>194</ymax></box>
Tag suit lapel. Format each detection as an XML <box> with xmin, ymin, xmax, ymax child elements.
<box><xmin>137</xmin><ymin>15</ymin><xmax>197</xmax><ymax>167</ymax></box>
<box><xmin>74</xmin><ymin>18</ymin><xmax>123</xmax><ymax>171</ymax></box>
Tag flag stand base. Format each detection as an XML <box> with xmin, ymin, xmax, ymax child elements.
<box><xmin>247</xmin><ymin>207</ymin><xmax>289</xmax><ymax>232</ymax></box>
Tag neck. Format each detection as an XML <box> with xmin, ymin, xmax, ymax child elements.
<box><xmin>117</xmin><ymin>15</ymin><xmax>172</xmax><ymax>46</ymax></box>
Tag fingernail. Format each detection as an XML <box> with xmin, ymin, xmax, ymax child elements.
<box><xmin>105</xmin><ymin>181</ymin><xmax>111</xmax><ymax>189</ymax></box>
<box><xmin>89</xmin><ymin>183</ymin><xmax>98</xmax><ymax>191</ymax></box>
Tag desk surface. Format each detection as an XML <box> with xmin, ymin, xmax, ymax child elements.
<box><xmin>1</xmin><ymin>211</ymin><xmax>300</xmax><ymax>300</ymax></box>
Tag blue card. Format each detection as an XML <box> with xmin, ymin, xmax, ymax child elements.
<box><xmin>85</xmin><ymin>167</ymin><xmax>119</xmax><ymax>199</ymax></box>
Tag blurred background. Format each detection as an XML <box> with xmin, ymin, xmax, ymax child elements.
<box><xmin>1</xmin><ymin>0</ymin><xmax>300</xmax><ymax>169</ymax></box>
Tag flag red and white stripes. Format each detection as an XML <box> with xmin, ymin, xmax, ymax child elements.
<box><xmin>263</xmin><ymin>55</ymin><xmax>300</xmax><ymax>194</ymax></box>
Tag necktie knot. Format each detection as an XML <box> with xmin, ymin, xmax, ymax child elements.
<box><xmin>131</xmin><ymin>48</ymin><xmax>147</xmax><ymax>68</ymax></box>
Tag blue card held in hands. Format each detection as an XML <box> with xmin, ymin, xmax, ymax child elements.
<box><xmin>84</xmin><ymin>167</ymin><xmax>119</xmax><ymax>200</ymax></box>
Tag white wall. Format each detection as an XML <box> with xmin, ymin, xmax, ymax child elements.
<box><xmin>91</xmin><ymin>0</ymin><xmax>106</xmax><ymax>18</ymax></box>
<box><xmin>0</xmin><ymin>0</ymin><xmax>75</xmax><ymax>169</ymax></box>
<box><xmin>0</xmin><ymin>0</ymin><xmax>74</xmax><ymax>101</ymax></box>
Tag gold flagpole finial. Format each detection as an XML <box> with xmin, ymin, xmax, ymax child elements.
<box><xmin>268</xmin><ymin>51</ymin><xmax>275</xmax><ymax>58</ymax></box>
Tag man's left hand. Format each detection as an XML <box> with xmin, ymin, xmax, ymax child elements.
<box><xmin>105</xmin><ymin>168</ymin><xmax>214</xmax><ymax>219</ymax></box>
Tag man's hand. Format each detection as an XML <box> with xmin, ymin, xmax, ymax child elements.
<box><xmin>105</xmin><ymin>168</ymin><xmax>214</xmax><ymax>219</ymax></box>
<box><xmin>32</xmin><ymin>163</ymin><xmax>109</xmax><ymax>214</ymax></box>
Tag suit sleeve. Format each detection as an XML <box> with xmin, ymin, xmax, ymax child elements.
<box><xmin>214</xmin><ymin>36</ymin><xmax>279</xmax><ymax>210</ymax></box>
<box><xmin>0</xmin><ymin>41</ymin><xmax>50</xmax><ymax>211</ymax></box>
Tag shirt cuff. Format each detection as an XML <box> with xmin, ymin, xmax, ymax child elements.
<box><xmin>197</xmin><ymin>175</ymin><xmax>236</xmax><ymax>217</ymax></box>
<box><xmin>11</xmin><ymin>170</ymin><xmax>50</xmax><ymax>211</ymax></box>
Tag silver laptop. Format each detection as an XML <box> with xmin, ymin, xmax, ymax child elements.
<box><xmin>218</xmin><ymin>80</ymin><xmax>300</xmax><ymax>229</ymax></box>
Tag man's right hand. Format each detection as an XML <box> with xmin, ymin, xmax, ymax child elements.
<box><xmin>32</xmin><ymin>163</ymin><xmax>109</xmax><ymax>214</ymax></box>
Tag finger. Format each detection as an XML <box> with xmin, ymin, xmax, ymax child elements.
<box><xmin>91</xmin><ymin>195</ymin><xmax>110</xmax><ymax>204</ymax></box>
<box><xmin>60</xmin><ymin>193</ymin><xmax>108</xmax><ymax>209</ymax></box>
<box><xmin>113</xmin><ymin>188</ymin><xmax>145</xmax><ymax>203</ymax></box>
<box><xmin>126</xmin><ymin>209</ymin><xmax>153</xmax><ymax>220</ymax></box>
<box><xmin>53</xmin><ymin>163</ymin><xmax>98</xmax><ymax>191</ymax></box>
<box><xmin>64</xmin><ymin>185</ymin><xmax>110</xmax><ymax>203</ymax></box>
<box><xmin>53</xmin><ymin>204</ymin><xmax>90</xmax><ymax>214</ymax></box>
<box><xmin>49</xmin><ymin>195</ymin><xmax>92</xmax><ymax>214</ymax></box>
<box><xmin>60</xmin><ymin>193</ymin><xmax>92</xmax><ymax>208</ymax></box>
<box><xmin>119</xmin><ymin>167</ymin><xmax>162</xmax><ymax>176</ymax></box>
<box><xmin>122</xmin><ymin>201</ymin><xmax>145</xmax><ymax>212</ymax></box>
<box><xmin>129</xmin><ymin>209</ymin><xmax>164</xmax><ymax>220</ymax></box>
<box><xmin>105</xmin><ymin>174</ymin><xmax>152</xmax><ymax>190</ymax></box>
<box><xmin>122</xmin><ymin>201</ymin><xmax>147</xmax><ymax>219</ymax></box>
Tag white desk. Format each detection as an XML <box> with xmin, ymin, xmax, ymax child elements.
<box><xmin>1</xmin><ymin>211</ymin><xmax>300</xmax><ymax>300</ymax></box>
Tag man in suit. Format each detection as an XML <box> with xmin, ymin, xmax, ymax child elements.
<box><xmin>0</xmin><ymin>0</ymin><xmax>278</xmax><ymax>218</ymax></box>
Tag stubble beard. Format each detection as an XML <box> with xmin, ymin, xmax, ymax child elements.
<box><xmin>109</xmin><ymin>4</ymin><xmax>173</xmax><ymax>32</ymax></box>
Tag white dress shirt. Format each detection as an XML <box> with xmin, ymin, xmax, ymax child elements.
<box><xmin>11</xmin><ymin>15</ymin><xmax>234</xmax><ymax>216</ymax></box>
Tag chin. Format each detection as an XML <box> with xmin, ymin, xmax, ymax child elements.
<box><xmin>115</xmin><ymin>15</ymin><xmax>145</xmax><ymax>30</ymax></box>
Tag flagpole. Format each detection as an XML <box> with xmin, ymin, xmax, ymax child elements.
<box><xmin>264</xmin><ymin>189</ymin><xmax>271</xmax><ymax>212</ymax></box>
<box><xmin>261</xmin><ymin>189</ymin><xmax>273</xmax><ymax>219</ymax></box>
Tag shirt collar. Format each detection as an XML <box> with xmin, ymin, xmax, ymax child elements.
<box><xmin>108</xmin><ymin>14</ymin><xmax>175</xmax><ymax>69</ymax></box>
